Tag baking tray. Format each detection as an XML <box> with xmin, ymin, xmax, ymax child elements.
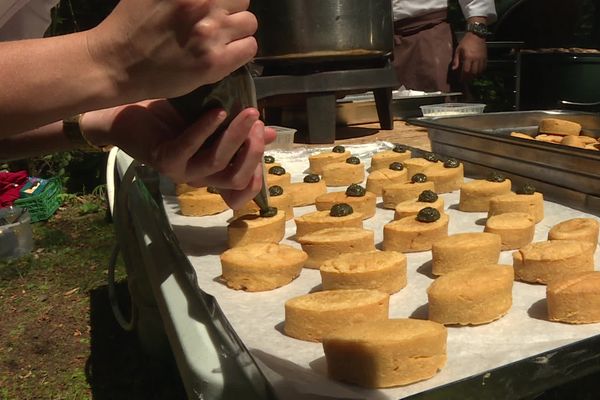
<box><xmin>407</xmin><ymin>110</ymin><xmax>600</xmax><ymax>212</ymax></box>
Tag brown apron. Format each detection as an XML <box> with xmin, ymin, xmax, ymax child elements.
<box><xmin>392</xmin><ymin>9</ymin><xmax>453</xmax><ymax>92</ymax></box>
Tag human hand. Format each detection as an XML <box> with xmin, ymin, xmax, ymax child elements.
<box><xmin>451</xmin><ymin>33</ymin><xmax>488</xmax><ymax>82</ymax></box>
<box><xmin>83</xmin><ymin>101</ymin><xmax>276</xmax><ymax>209</ymax></box>
<box><xmin>87</xmin><ymin>0</ymin><xmax>258</xmax><ymax>102</ymax></box>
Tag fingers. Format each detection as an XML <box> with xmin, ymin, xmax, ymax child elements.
<box><xmin>219</xmin><ymin>163</ymin><xmax>263</xmax><ymax>209</ymax></box>
<box><xmin>206</xmin><ymin>119</ymin><xmax>265</xmax><ymax>189</ymax></box>
<box><xmin>217</xmin><ymin>0</ymin><xmax>250</xmax><ymax>14</ymax></box>
<box><xmin>264</xmin><ymin>126</ymin><xmax>277</xmax><ymax>145</ymax></box>
<box><xmin>223</xmin><ymin>11</ymin><xmax>258</xmax><ymax>43</ymax></box>
<box><xmin>173</xmin><ymin>108</ymin><xmax>227</xmax><ymax>160</ymax></box>
<box><xmin>451</xmin><ymin>50</ymin><xmax>461</xmax><ymax>71</ymax></box>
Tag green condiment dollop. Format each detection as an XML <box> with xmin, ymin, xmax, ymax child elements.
<box><xmin>346</xmin><ymin>156</ymin><xmax>361</xmax><ymax>165</ymax></box>
<box><xmin>303</xmin><ymin>174</ymin><xmax>321</xmax><ymax>183</ymax></box>
<box><xmin>268</xmin><ymin>166</ymin><xmax>286</xmax><ymax>176</ymax></box>
<box><xmin>393</xmin><ymin>144</ymin><xmax>407</xmax><ymax>153</ymax></box>
<box><xmin>517</xmin><ymin>183</ymin><xmax>536</xmax><ymax>195</ymax></box>
<box><xmin>487</xmin><ymin>172</ymin><xmax>506</xmax><ymax>183</ymax></box>
<box><xmin>444</xmin><ymin>158</ymin><xmax>460</xmax><ymax>168</ymax></box>
<box><xmin>332</xmin><ymin>145</ymin><xmax>346</xmax><ymax>153</ymax></box>
<box><xmin>330</xmin><ymin>203</ymin><xmax>354</xmax><ymax>217</ymax></box>
<box><xmin>418</xmin><ymin>190</ymin><xmax>438</xmax><ymax>203</ymax></box>
<box><xmin>389</xmin><ymin>162</ymin><xmax>404</xmax><ymax>171</ymax></box>
<box><xmin>416</xmin><ymin>207</ymin><xmax>441</xmax><ymax>223</ymax></box>
<box><xmin>206</xmin><ymin>186</ymin><xmax>220</xmax><ymax>194</ymax></box>
<box><xmin>411</xmin><ymin>173</ymin><xmax>428</xmax><ymax>183</ymax></box>
<box><xmin>423</xmin><ymin>152</ymin><xmax>439</xmax><ymax>162</ymax></box>
<box><xmin>345</xmin><ymin>183</ymin><xmax>366</xmax><ymax>197</ymax></box>
<box><xmin>269</xmin><ymin>185</ymin><xmax>284</xmax><ymax>196</ymax></box>
<box><xmin>264</xmin><ymin>155</ymin><xmax>275</xmax><ymax>164</ymax></box>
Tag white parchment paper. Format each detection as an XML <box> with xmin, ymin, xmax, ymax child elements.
<box><xmin>162</xmin><ymin>142</ymin><xmax>600</xmax><ymax>399</ymax></box>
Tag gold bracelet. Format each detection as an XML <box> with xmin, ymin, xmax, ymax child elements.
<box><xmin>63</xmin><ymin>113</ymin><xmax>109</xmax><ymax>152</ymax></box>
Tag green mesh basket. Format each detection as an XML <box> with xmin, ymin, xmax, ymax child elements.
<box><xmin>14</xmin><ymin>178</ymin><xmax>63</xmax><ymax>222</ymax></box>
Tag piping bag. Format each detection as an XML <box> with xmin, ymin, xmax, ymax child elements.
<box><xmin>167</xmin><ymin>66</ymin><xmax>270</xmax><ymax>212</ymax></box>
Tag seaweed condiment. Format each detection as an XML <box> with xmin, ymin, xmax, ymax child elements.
<box><xmin>269</xmin><ymin>185</ymin><xmax>284</xmax><ymax>196</ymax></box>
<box><xmin>487</xmin><ymin>172</ymin><xmax>506</xmax><ymax>183</ymax></box>
<box><xmin>411</xmin><ymin>173</ymin><xmax>428</xmax><ymax>183</ymax></box>
<box><xmin>389</xmin><ymin>162</ymin><xmax>404</xmax><ymax>171</ymax></box>
<box><xmin>345</xmin><ymin>183</ymin><xmax>366</xmax><ymax>197</ymax></box>
<box><xmin>264</xmin><ymin>155</ymin><xmax>275</xmax><ymax>164</ymax></box>
<box><xmin>423</xmin><ymin>152</ymin><xmax>439</xmax><ymax>162</ymax></box>
<box><xmin>259</xmin><ymin>206</ymin><xmax>278</xmax><ymax>218</ymax></box>
<box><xmin>332</xmin><ymin>145</ymin><xmax>346</xmax><ymax>153</ymax></box>
<box><xmin>443</xmin><ymin>158</ymin><xmax>460</xmax><ymax>168</ymax></box>
<box><xmin>416</xmin><ymin>207</ymin><xmax>441</xmax><ymax>223</ymax></box>
<box><xmin>346</xmin><ymin>156</ymin><xmax>361</xmax><ymax>165</ymax></box>
<box><xmin>330</xmin><ymin>203</ymin><xmax>354</xmax><ymax>217</ymax></box>
<box><xmin>303</xmin><ymin>174</ymin><xmax>321</xmax><ymax>183</ymax></box>
<box><xmin>268</xmin><ymin>166</ymin><xmax>286</xmax><ymax>176</ymax></box>
<box><xmin>207</xmin><ymin>186</ymin><xmax>220</xmax><ymax>194</ymax></box>
<box><xmin>393</xmin><ymin>144</ymin><xmax>407</xmax><ymax>153</ymax></box>
<box><xmin>418</xmin><ymin>190</ymin><xmax>438</xmax><ymax>203</ymax></box>
<box><xmin>517</xmin><ymin>183</ymin><xmax>536</xmax><ymax>195</ymax></box>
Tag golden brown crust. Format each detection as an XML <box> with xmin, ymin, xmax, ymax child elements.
<box><xmin>382</xmin><ymin>181</ymin><xmax>435</xmax><ymax>209</ymax></box>
<box><xmin>315</xmin><ymin>191</ymin><xmax>377</xmax><ymax>219</ymax></box>
<box><xmin>370</xmin><ymin>150</ymin><xmax>412</xmax><ymax>171</ymax></box>
<box><xmin>394</xmin><ymin>197</ymin><xmax>445</xmax><ymax>220</ymax></box>
<box><xmin>431</xmin><ymin>232</ymin><xmax>501</xmax><ymax>275</ymax></box>
<box><xmin>459</xmin><ymin>179</ymin><xmax>512</xmax><ymax>212</ymax></box>
<box><xmin>484</xmin><ymin>212</ymin><xmax>536</xmax><ymax>251</ymax></box>
<box><xmin>538</xmin><ymin>118</ymin><xmax>582</xmax><ymax>136</ymax></box>
<box><xmin>308</xmin><ymin>150</ymin><xmax>351</xmax><ymax>175</ymax></box>
<box><xmin>320</xmin><ymin>250</ymin><xmax>407</xmax><ymax>294</ymax></box>
<box><xmin>227</xmin><ymin>210</ymin><xmax>286</xmax><ymax>248</ymax></box>
<box><xmin>547</xmin><ymin>271</ymin><xmax>600</xmax><ymax>324</ymax></box>
<box><xmin>427</xmin><ymin>265</ymin><xmax>514</xmax><ymax>325</ymax></box>
<box><xmin>383</xmin><ymin>213</ymin><xmax>449</xmax><ymax>253</ymax></box>
<box><xmin>423</xmin><ymin>163</ymin><xmax>464</xmax><ymax>193</ymax></box>
<box><xmin>366</xmin><ymin>168</ymin><xmax>408</xmax><ymax>196</ymax></box>
<box><xmin>284</xmin><ymin>289</ymin><xmax>389</xmax><ymax>342</ymax></box>
<box><xmin>287</xmin><ymin>180</ymin><xmax>327</xmax><ymax>206</ymax></box>
<box><xmin>322</xmin><ymin>319</ymin><xmax>447</xmax><ymax>388</ymax></box>
<box><xmin>548</xmin><ymin>218</ymin><xmax>600</xmax><ymax>244</ymax></box>
<box><xmin>178</xmin><ymin>188</ymin><xmax>229</xmax><ymax>216</ymax></box>
<box><xmin>220</xmin><ymin>243</ymin><xmax>307</xmax><ymax>291</ymax></box>
<box><xmin>321</xmin><ymin>162</ymin><xmax>365</xmax><ymax>187</ymax></box>
<box><xmin>512</xmin><ymin>240</ymin><xmax>595</xmax><ymax>284</ymax></box>
<box><xmin>298</xmin><ymin>227</ymin><xmax>376</xmax><ymax>269</ymax></box>
<box><xmin>488</xmin><ymin>192</ymin><xmax>544</xmax><ymax>223</ymax></box>
<box><xmin>294</xmin><ymin>209</ymin><xmax>363</xmax><ymax>238</ymax></box>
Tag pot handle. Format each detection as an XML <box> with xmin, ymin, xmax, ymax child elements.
<box><xmin>560</xmin><ymin>100</ymin><xmax>600</xmax><ymax>112</ymax></box>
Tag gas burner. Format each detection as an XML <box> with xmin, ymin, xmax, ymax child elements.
<box><xmin>253</xmin><ymin>60</ymin><xmax>398</xmax><ymax>144</ymax></box>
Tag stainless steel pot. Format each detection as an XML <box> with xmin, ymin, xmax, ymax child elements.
<box><xmin>249</xmin><ymin>0</ymin><xmax>394</xmax><ymax>64</ymax></box>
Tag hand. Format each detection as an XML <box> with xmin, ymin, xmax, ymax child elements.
<box><xmin>87</xmin><ymin>0</ymin><xmax>258</xmax><ymax>102</ymax></box>
<box><xmin>83</xmin><ymin>101</ymin><xmax>276</xmax><ymax>209</ymax></box>
<box><xmin>451</xmin><ymin>32</ymin><xmax>488</xmax><ymax>82</ymax></box>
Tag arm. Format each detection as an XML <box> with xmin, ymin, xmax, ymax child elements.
<box><xmin>0</xmin><ymin>103</ymin><xmax>276</xmax><ymax>209</ymax></box>
<box><xmin>0</xmin><ymin>0</ymin><xmax>257</xmax><ymax>137</ymax></box>
<box><xmin>452</xmin><ymin>0</ymin><xmax>497</xmax><ymax>80</ymax></box>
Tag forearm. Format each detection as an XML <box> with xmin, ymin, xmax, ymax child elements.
<box><xmin>0</xmin><ymin>30</ymin><xmax>125</xmax><ymax>138</ymax></box>
<box><xmin>0</xmin><ymin>122</ymin><xmax>80</xmax><ymax>161</ymax></box>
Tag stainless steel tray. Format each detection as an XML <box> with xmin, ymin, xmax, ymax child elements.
<box><xmin>408</xmin><ymin>110</ymin><xmax>600</xmax><ymax>213</ymax></box>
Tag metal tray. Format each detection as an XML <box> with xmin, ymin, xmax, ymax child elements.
<box><xmin>408</xmin><ymin>110</ymin><xmax>600</xmax><ymax>213</ymax></box>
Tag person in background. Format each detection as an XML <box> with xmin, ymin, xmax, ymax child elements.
<box><xmin>391</xmin><ymin>0</ymin><xmax>497</xmax><ymax>93</ymax></box>
<box><xmin>0</xmin><ymin>0</ymin><xmax>272</xmax><ymax>209</ymax></box>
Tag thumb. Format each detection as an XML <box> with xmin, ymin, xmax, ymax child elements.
<box><xmin>451</xmin><ymin>50</ymin><xmax>461</xmax><ymax>71</ymax></box>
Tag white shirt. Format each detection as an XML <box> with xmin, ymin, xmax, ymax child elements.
<box><xmin>0</xmin><ymin>0</ymin><xmax>59</xmax><ymax>41</ymax></box>
<box><xmin>392</xmin><ymin>0</ymin><xmax>497</xmax><ymax>23</ymax></box>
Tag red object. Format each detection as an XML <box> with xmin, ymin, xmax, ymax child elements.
<box><xmin>0</xmin><ymin>171</ymin><xmax>29</xmax><ymax>207</ymax></box>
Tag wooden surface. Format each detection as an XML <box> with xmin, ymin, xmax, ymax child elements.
<box><xmin>299</xmin><ymin>120</ymin><xmax>432</xmax><ymax>151</ymax></box>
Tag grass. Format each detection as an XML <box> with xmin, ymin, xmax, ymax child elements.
<box><xmin>0</xmin><ymin>195</ymin><xmax>185</xmax><ymax>400</ymax></box>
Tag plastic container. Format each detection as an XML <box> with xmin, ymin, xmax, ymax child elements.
<box><xmin>265</xmin><ymin>125</ymin><xmax>297</xmax><ymax>150</ymax></box>
<box><xmin>14</xmin><ymin>177</ymin><xmax>63</xmax><ymax>222</ymax></box>
<box><xmin>420</xmin><ymin>103</ymin><xmax>486</xmax><ymax>117</ymax></box>
<box><xmin>0</xmin><ymin>206</ymin><xmax>33</xmax><ymax>260</ymax></box>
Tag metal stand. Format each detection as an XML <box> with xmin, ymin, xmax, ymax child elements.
<box><xmin>253</xmin><ymin>62</ymin><xmax>397</xmax><ymax>143</ymax></box>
